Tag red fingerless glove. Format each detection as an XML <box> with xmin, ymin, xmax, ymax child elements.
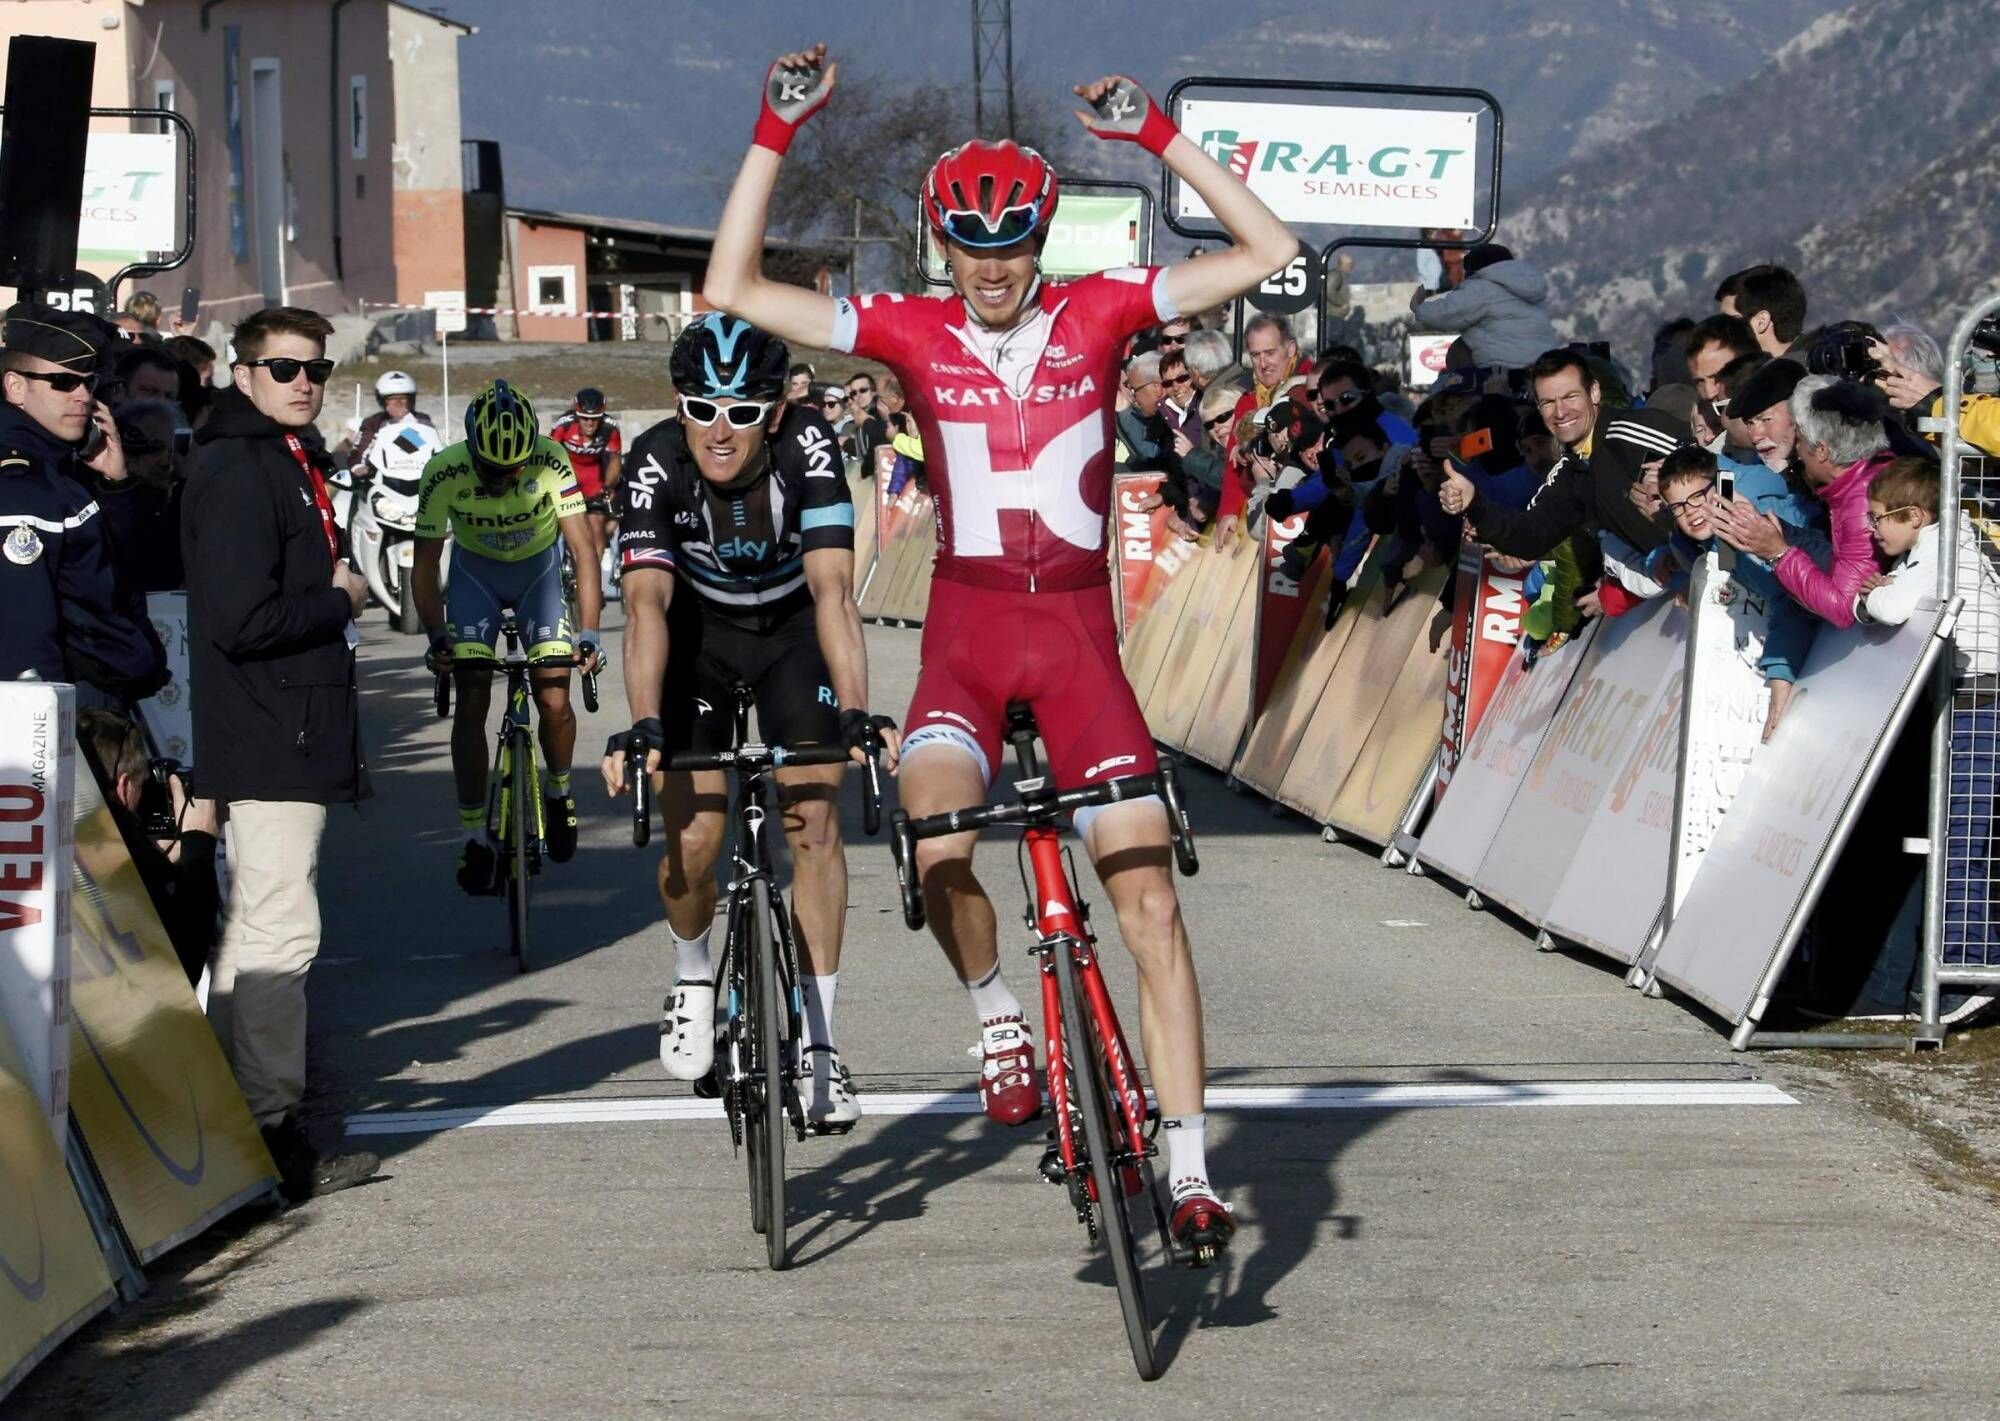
<box><xmin>1085</xmin><ymin>78</ymin><xmax>1180</xmax><ymax>160</ymax></box>
<box><xmin>752</xmin><ymin>60</ymin><xmax>832</xmax><ymax>156</ymax></box>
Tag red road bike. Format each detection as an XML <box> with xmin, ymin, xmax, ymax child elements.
<box><xmin>891</xmin><ymin>703</ymin><xmax>1200</xmax><ymax>1381</ymax></box>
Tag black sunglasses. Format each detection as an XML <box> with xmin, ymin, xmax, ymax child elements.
<box><xmin>13</xmin><ymin>368</ymin><xmax>99</xmax><ymax>394</ymax></box>
<box><xmin>241</xmin><ymin>357</ymin><xmax>335</xmax><ymax>385</ymax></box>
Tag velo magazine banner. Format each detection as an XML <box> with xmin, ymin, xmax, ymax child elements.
<box><xmin>1251</xmin><ymin>509</ymin><xmax>1322</xmax><ymax>716</ymax></box>
<box><xmin>67</xmin><ymin>784</ymin><xmax>277</xmax><ymax>1262</ymax></box>
<box><xmin>0</xmin><ymin>683</ymin><xmax>75</xmax><ymax>1141</ymax></box>
<box><xmin>1436</xmin><ymin>549</ymin><xmax>1527</xmax><ymax>807</ymax></box>
<box><xmin>0</xmin><ymin>1014</ymin><xmax>113</xmax><ymax>1403</ymax></box>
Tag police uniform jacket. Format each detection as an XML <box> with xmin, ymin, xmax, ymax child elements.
<box><xmin>0</xmin><ymin>402</ymin><xmax>169</xmax><ymax>698</ymax></box>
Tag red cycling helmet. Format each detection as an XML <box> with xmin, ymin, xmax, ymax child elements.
<box><xmin>921</xmin><ymin>140</ymin><xmax>1060</xmax><ymax>250</ymax></box>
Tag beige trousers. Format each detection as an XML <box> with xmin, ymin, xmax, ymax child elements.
<box><xmin>208</xmin><ymin>800</ymin><xmax>328</xmax><ymax>1126</ymax></box>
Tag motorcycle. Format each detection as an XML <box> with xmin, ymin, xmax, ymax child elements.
<box><xmin>348</xmin><ymin>415</ymin><xmax>447</xmax><ymax>635</ymax></box>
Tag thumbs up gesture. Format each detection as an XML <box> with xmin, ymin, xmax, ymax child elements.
<box><xmin>1438</xmin><ymin>459</ymin><xmax>1476</xmax><ymax>517</ymax></box>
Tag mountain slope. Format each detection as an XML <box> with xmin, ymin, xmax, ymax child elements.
<box><xmin>1508</xmin><ymin>0</ymin><xmax>2000</xmax><ymax>350</ymax></box>
<box><xmin>432</xmin><ymin>0</ymin><xmax>1826</xmax><ymax>229</ymax></box>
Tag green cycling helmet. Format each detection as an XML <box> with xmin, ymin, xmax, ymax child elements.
<box><xmin>466</xmin><ymin>378</ymin><xmax>539</xmax><ymax>468</ymax></box>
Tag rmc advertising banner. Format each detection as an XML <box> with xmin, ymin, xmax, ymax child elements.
<box><xmin>0</xmin><ymin>1015</ymin><xmax>113</xmax><ymax>1403</ymax></box>
<box><xmin>1177</xmin><ymin>98</ymin><xmax>1478</xmax><ymax>230</ymax></box>
<box><xmin>0</xmin><ymin>684</ymin><xmax>75</xmax><ymax>1142</ymax></box>
<box><xmin>67</xmin><ymin>785</ymin><xmax>277</xmax><ymax>1263</ymax></box>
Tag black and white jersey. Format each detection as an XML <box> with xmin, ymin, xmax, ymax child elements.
<box><xmin>618</xmin><ymin>405</ymin><xmax>853</xmax><ymax>625</ymax></box>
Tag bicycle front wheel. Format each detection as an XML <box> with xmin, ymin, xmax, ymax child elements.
<box><xmin>508</xmin><ymin>730</ymin><xmax>533</xmax><ymax>972</ymax></box>
<box><xmin>749</xmin><ymin>879</ymin><xmax>789</xmax><ymax>1271</ymax></box>
<box><xmin>1056</xmin><ymin>941</ymin><xmax>1157</xmax><ymax>1381</ymax></box>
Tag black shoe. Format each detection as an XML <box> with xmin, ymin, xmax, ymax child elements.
<box><xmin>1323</xmin><ymin>582</ymin><xmax>1350</xmax><ymax>630</ymax></box>
<box><xmin>457</xmin><ymin>836</ymin><xmax>501</xmax><ymax>895</ymax></box>
<box><xmin>545</xmin><ymin>793</ymin><xmax>579</xmax><ymax>863</ymax></box>
<box><xmin>261</xmin><ymin>1115</ymin><xmax>381</xmax><ymax>1203</ymax></box>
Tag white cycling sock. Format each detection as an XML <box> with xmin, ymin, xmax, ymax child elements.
<box><xmin>802</xmin><ymin>973</ymin><xmax>838</xmax><ymax>1051</ymax></box>
<box><xmin>1163</xmin><ymin>1114</ymin><xmax>1211</xmax><ymax>1199</ymax></box>
<box><xmin>670</xmin><ymin>923</ymin><xmax>713</xmax><ymax>984</ymax></box>
<box><xmin>964</xmin><ymin>960</ymin><xmax>1024</xmax><ymax>1024</ymax></box>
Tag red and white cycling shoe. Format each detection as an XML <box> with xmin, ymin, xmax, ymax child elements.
<box><xmin>1168</xmin><ymin>1185</ymin><xmax>1236</xmax><ymax>1268</ymax></box>
<box><xmin>974</xmin><ymin>1015</ymin><xmax>1042</xmax><ymax>1125</ymax></box>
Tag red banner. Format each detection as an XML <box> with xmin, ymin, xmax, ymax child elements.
<box><xmin>1251</xmin><ymin>509</ymin><xmax>1322</xmax><ymax>716</ymax></box>
<box><xmin>1436</xmin><ymin>548</ymin><xmax>1527</xmax><ymax>804</ymax></box>
<box><xmin>1111</xmin><ymin>472</ymin><xmax>1177</xmax><ymax>635</ymax></box>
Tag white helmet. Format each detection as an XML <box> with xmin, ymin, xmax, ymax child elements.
<box><xmin>375</xmin><ymin>370</ymin><xmax>418</xmax><ymax>399</ymax></box>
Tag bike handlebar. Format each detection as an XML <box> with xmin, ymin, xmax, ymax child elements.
<box><xmin>627</xmin><ymin>743</ymin><xmax>652</xmax><ymax>848</ymax></box>
<box><xmin>890</xmin><ymin>763</ymin><xmax>1198</xmax><ymax>932</ymax></box>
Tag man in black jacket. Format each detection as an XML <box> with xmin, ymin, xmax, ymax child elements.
<box><xmin>1438</xmin><ymin>347</ymin><xmax>1686</xmax><ymax>560</ymax></box>
<box><xmin>0</xmin><ymin>303</ymin><xmax>168</xmax><ymax>706</ymax></box>
<box><xmin>182</xmin><ymin>305</ymin><xmax>378</xmax><ymax>1201</ymax></box>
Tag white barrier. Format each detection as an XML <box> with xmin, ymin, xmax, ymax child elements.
<box><xmin>0</xmin><ymin>684</ymin><xmax>75</xmax><ymax>1143</ymax></box>
<box><xmin>1648</xmin><ymin>602</ymin><xmax>1949</xmax><ymax>1044</ymax></box>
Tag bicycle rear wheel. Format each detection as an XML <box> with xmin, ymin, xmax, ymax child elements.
<box><xmin>508</xmin><ymin>730</ymin><xmax>533</xmax><ymax>972</ymax></box>
<box><xmin>1056</xmin><ymin>941</ymin><xmax>1157</xmax><ymax>1381</ymax></box>
<box><xmin>749</xmin><ymin>879</ymin><xmax>788</xmax><ymax>1271</ymax></box>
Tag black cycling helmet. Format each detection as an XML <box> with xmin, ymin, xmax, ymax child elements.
<box><xmin>573</xmin><ymin>386</ymin><xmax>607</xmax><ymax>417</ymax></box>
<box><xmin>669</xmin><ymin>315</ymin><xmax>789</xmax><ymax>402</ymax></box>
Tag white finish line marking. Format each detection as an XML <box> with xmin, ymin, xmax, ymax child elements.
<box><xmin>345</xmin><ymin>1080</ymin><xmax>1795</xmax><ymax>1137</ymax></box>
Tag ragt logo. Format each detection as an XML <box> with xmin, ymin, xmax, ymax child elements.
<box><xmin>1198</xmin><ymin>129</ymin><xmax>1465</xmax><ymax>183</ymax></box>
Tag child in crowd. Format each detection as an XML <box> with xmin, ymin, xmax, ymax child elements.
<box><xmin>1856</xmin><ymin>456</ymin><xmax>2000</xmax><ymax>974</ymax></box>
<box><xmin>1618</xmin><ymin>447</ymin><xmax>1816</xmax><ymax>738</ymax></box>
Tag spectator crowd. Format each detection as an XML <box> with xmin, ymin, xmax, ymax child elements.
<box><xmin>1104</xmin><ymin>245</ymin><xmax>2000</xmax><ymax>1018</ymax></box>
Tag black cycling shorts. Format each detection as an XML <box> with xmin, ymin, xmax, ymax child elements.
<box><xmin>662</xmin><ymin>596</ymin><xmax>840</xmax><ymax>756</ymax></box>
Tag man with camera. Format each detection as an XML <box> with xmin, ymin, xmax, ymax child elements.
<box><xmin>1871</xmin><ymin>321</ymin><xmax>2000</xmax><ymax>459</ymax></box>
<box><xmin>0</xmin><ymin>302</ymin><xmax>168</xmax><ymax>706</ymax></box>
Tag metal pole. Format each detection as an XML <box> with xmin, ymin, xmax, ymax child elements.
<box><xmin>440</xmin><ymin>328</ymin><xmax>451</xmax><ymax>444</ymax></box>
<box><xmin>1919</xmin><ymin>292</ymin><xmax>2000</xmax><ymax>1043</ymax></box>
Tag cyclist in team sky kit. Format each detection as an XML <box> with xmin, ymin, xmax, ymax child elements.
<box><xmin>600</xmin><ymin>317</ymin><xmax>897</xmax><ymax>1131</ymax></box>
<box><xmin>703</xmin><ymin>43</ymin><xmax>1296</xmax><ymax>1257</ymax></box>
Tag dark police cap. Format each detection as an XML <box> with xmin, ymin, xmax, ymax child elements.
<box><xmin>2</xmin><ymin>302</ymin><xmax>105</xmax><ymax>373</ymax></box>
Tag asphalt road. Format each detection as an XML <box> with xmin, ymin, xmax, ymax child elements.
<box><xmin>15</xmin><ymin>608</ymin><xmax>2000</xmax><ymax>1420</ymax></box>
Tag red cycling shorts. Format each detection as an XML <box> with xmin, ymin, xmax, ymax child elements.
<box><xmin>902</xmin><ymin>577</ymin><xmax>1158</xmax><ymax>791</ymax></box>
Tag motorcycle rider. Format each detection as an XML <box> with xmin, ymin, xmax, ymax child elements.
<box><xmin>339</xmin><ymin>370</ymin><xmax>434</xmax><ymax>477</ymax></box>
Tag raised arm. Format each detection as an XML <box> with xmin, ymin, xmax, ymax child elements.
<box><xmin>1070</xmin><ymin>77</ymin><xmax>1297</xmax><ymax>317</ymax></box>
<box><xmin>704</xmin><ymin>44</ymin><xmax>843</xmax><ymax>350</ymax></box>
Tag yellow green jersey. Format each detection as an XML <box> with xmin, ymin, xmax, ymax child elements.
<box><xmin>414</xmin><ymin>436</ymin><xmax>583</xmax><ymax>562</ymax></box>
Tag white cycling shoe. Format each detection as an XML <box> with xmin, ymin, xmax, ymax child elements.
<box><xmin>660</xmin><ymin>980</ymin><xmax>717</xmax><ymax>1082</ymax></box>
<box><xmin>799</xmin><ymin>1045</ymin><xmax>862</xmax><ymax>1133</ymax></box>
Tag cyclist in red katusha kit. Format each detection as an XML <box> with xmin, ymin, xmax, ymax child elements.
<box><xmin>703</xmin><ymin>42</ymin><xmax>1296</xmax><ymax>1259</ymax></box>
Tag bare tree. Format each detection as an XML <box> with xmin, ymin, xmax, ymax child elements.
<box><xmin>764</xmin><ymin>67</ymin><xmax>1079</xmax><ymax>291</ymax></box>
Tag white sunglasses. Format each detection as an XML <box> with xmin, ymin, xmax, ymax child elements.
<box><xmin>681</xmin><ymin>397</ymin><xmax>774</xmax><ymax>429</ymax></box>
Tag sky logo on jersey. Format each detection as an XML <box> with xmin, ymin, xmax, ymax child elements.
<box><xmin>715</xmin><ymin>536</ymin><xmax>769</xmax><ymax>561</ymax></box>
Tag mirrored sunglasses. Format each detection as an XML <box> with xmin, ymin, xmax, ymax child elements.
<box><xmin>938</xmin><ymin>200</ymin><xmax>1043</xmax><ymax>250</ymax></box>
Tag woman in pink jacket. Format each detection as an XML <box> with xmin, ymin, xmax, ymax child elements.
<box><xmin>1714</xmin><ymin>375</ymin><xmax>1894</xmax><ymax>628</ymax></box>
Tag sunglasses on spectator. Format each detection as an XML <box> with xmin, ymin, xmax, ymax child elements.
<box><xmin>1164</xmin><ymin>372</ymin><xmax>1194</xmax><ymax>389</ymax></box>
<box><xmin>1204</xmin><ymin>411</ymin><xmax>1235</xmax><ymax>430</ymax></box>
<box><xmin>1866</xmin><ymin>504</ymin><xmax>1920</xmax><ymax>530</ymax></box>
<box><xmin>12</xmin><ymin>368</ymin><xmax>101</xmax><ymax>394</ymax></box>
<box><xmin>938</xmin><ymin>200</ymin><xmax>1044</xmax><ymax>249</ymax></box>
<box><xmin>681</xmin><ymin>396</ymin><xmax>774</xmax><ymax>429</ymax></box>
<box><xmin>240</xmin><ymin>356</ymin><xmax>335</xmax><ymax>385</ymax></box>
<box><xmin>848</xmin><ymin>385</ymin><xmax>874</xmax><ymax>398</ymax></box>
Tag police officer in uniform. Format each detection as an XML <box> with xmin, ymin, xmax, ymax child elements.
<box><xmin>0</xmin><ymin>302</ymin><xmax>167</xmax><ymax>703</ymax></box>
